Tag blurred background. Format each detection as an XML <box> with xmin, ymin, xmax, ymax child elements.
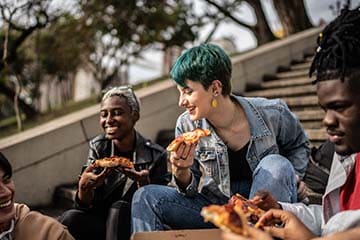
<box><xmin>1</xmin><ymin>0</ymin><xmax>359</xmax><ymax>138</ymax></box>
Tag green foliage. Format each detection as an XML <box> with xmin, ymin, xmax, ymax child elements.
<box><xmin>36</xmin><ymin>15</ymin><xmax>88</xmax><ymax>76</ymax></box>
<box><xmin>0</xmin><ymin>0</ymin><xmax>199</xmax><ymax>132</ymax></box>
<box><xmin>78</xmin><ymin>0</ymin><xmax>199</xmax><ymax>89</ymax></box>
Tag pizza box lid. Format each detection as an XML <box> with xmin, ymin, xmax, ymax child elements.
<box><xmin>131</xmin><ymin>228</ymin><xmax>222</xmax><ymax>240</ymax></box>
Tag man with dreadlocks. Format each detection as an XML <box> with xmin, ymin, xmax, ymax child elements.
<box><xmin>221</xmin><ymin>5</ymin><xmax>360</xmax><ymax>240</ymax></box>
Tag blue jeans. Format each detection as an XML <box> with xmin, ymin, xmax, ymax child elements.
<box><xmin>250</xmin><ymin>154</ymin><xmax>297</xmax><ymax>202</ymax></box>
<box><xmin>132</xmin><ymin>154</ymin><xmax>297</xmax><ymax>232</ymax></box>
<box><xmin>131</xmin><ymin>185</ymin><xmax>226</xmax><ymax>232</ymax></box>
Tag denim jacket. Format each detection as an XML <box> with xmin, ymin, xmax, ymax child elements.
<box><xmin>173</xmin><ymin>95</ymin><xmax>310</xmax><ymax>201</ymax></box>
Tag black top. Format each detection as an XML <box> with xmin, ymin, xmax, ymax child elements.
<box><xmin>229</xmin><ymin>142</ymin><xmax>252</xmax><ymax>182</ymax></box>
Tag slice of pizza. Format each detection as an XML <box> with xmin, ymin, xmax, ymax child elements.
<box><xmin>229</xmin><ymin>194</ymin><xmax>265</xmax><ymax>227</ymax></box>
<box><xmin>201</xmin><ymin>193</ymin><xmax>267</xmax><ymax>235</ymax></box>
<box><xmin>93</xmin><ymin>156</ymin><xmax>134</xmax><ymax>169</ymax></box>
<box><xmin>201</xmin><ymin>202</ymin><xmax>249</xmax><ymax>235</ymax></box>
<box><xmin>166</xmin><ymin>128</ymin><xmax>211</xmax><ymax>152</ymax></box>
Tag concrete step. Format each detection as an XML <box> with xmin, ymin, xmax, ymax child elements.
<box><xmin>304</xmin><ymin>56</ymin><xmax>314</xmax><ymax>62</ymax></box>
<box><xmin>54</xmin><ymin>183</ymin><xmax>77</xmax><ymax>209</ymax></box>
<box><xmin>301</xmin><ymin>121</ymin><xmax>323</xmax><ymax>129</ymax></box>
<box><xmin>293</xmin><ymin>108</ymin><xmax>325</xmax><ymax>129</ymax></box>
<box><xmin>259</xmin><ymin>76</ymin><xmax>313</xmax><ymax>89</ymax></box>
<box><xmin>290</xmin><ymin>62</ymin><xmax>312</xmax><ymax>71</ymax></box>
<box><xmin>275</xmin><ymin>69</ymin><xmax>308</xmax><ymax>79</ymax></box>
<box><xmin>293</xmin><ymin>109</ymin><xmax>324</xmax><ymax>121</ymax></box>
<box><xmin>34</xmin><ymin>184</ymin><xmax>77</xmax><ymax>218</ymax></box>
<box><xmin>246</xmin><ymin>85</ymin><xmax>316</xmax><ymax>98</ymax></box>
<box><xmin>282</xmin><ymin>95</ymin><xmax>318</xmax><ymax>109</ymax></box>
<box><xmin>305</xmin><ymin>128</ymin><xmax>327</xmax><ymax>141</ymax></box>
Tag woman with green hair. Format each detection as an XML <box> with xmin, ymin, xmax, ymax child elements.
<box><xmin>132</xmin><ymin>43</ymin><xmax>310</xmax><ymax>232</ymax></box>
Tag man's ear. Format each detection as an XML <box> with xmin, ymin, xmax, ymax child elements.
<box><xmin>211</xmin><ymin>80</ymin><xmax>222</xmax><ymax>95</ymax></box>
<box><xmin>132</xmin><ymin>111</ymin><xmax>140</xmax><ymax>123</ymax></box>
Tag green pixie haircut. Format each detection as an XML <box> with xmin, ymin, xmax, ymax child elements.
<box><xmin>170</xmin><ymin>43</ymin><xmax>232</xmax><ymax>95</ymax></box>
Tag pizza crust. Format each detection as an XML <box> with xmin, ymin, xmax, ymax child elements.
<box><xmin>93</xmin><ymin>156</ymin><xmax>134</xmax><ymax>169</ymax></box>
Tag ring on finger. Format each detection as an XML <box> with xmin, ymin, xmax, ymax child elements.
<box><xmin>173</xmin><ymin>157</ymin><xmax>180</xmax><ymax>160</ymax></box>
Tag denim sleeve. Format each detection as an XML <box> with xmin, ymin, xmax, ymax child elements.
<box><xmin>170</xmin><ymin>172</ymin><xmax>199</xmax><ymax>197</ymax></box>
<box><xmin>278</xmin><ymin>100</ymin><xmax>310</xmax><ymax>178</ymax></box>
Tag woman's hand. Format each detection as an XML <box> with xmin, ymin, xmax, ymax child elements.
<box><xmin>169</xmin><ymin>143</ymin><xmax>196</xmax><ymax>188</ymax></box>
<box><xmin>78</xmin><ymin>164</ymin><xmax>109</xmax><ymax>205</ymax></box>
<box><xmin>258</xmin><ymin>209</ymin><xmax>315</xmax><ymax>240</ymax></box>
<box><xmin>222</xmin><ymin>228</ymin><xmax>273</xmax><ymax>240</ymax></box>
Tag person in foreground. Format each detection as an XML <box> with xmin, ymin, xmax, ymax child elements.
<box><xmin>222</xmin><ymin>5</ymin><xmax>360</xmax><ymax>240</ymax></box>
<box><xmin>131</xmin><ymin>43</ymin><xmax>310</xmax><ymax>232</ymax></box>
<box><xmin>222</xmin><ymin>211</ymin><xmax>360</xmax><ymax>240</ymax></box>
<box><xmin>0</xmin><ymin>152</ymin><xmax>74</xmax><ymax>240</ymax></box>
<box><xmin>59</xmin><ymin>86</ymin><xmax>169</xmax><ymax>240</ymax></box>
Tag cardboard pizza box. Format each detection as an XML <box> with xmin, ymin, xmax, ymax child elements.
<box><xmin>131</xmin><ymin>228</ymin><xmax>222</xmax><ymax>240</ymax></box>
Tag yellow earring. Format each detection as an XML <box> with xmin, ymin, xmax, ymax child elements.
<box><xmin>211</xmin><ymin>98</ymin><xmax>218</xmax><ymax>108</ymax></box>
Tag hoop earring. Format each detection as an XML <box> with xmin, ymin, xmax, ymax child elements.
<box><xmin>211</xmin><ymin>98</ymin><xmax>218</xmax><ymax>108</ymax></box>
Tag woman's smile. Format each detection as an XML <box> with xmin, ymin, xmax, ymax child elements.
<box><xmin>0</xmin><ymin>199</ymin><xmax>12</xmax><ymax>209</ymax></box>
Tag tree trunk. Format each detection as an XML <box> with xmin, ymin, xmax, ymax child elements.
<box><xmin>273</xmin><ymin>0</ymin><xmax>313</xmax><ymax>36</ymax></box>
<box><xmin>245</xmin><ymin>0</ymin><xmax>276</xmax><ymax>44</ymax></box>
<box><xmin>0</xmin><ymin>82</ymin><xmax>38</xmax><ymax>119</ymax></box>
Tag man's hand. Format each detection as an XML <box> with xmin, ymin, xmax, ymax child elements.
<box><xmin>258</xmin><ymin>209</ymin><xmax>315</xmax><ymax>240</ymax></box>
<box><xmin>251</xmin><ymin>190</ymin><xmax>281</xmax><ymax>210</ymax></box>
<box><xmin>297</xmin><ymin>180</ymin><xmax>309</xmax><ymax>202</ymax></box>
<box><xmin>296</xmin><ymin>174</ymin><xmax>309</xmax><ymax>203</ymax></box>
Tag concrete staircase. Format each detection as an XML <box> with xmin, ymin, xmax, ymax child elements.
<box><xmin>245</xmin><ymin>55</ymin><xmax>326</xmax><ymax>147</ymax></box>
<box><xmin>40</xmin><ymin>53</ymin><xmax>326</xmax><ymax>218</ymax></box>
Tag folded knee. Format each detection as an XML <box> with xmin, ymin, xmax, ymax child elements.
<box><xmin>256</xmin><ymin>154</ymin><xmax>295</xmax><ymax>178</ymax></box>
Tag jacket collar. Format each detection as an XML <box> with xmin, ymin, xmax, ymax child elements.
<box><xmin>325</xmin><ymin>152</ymin><xmax>355</xmax><ymax>196</ymax></box>
<box><xmin>110</xmin><ymin>130</ymin><xmax>151</xmax><ymax>165</ymax></box>
<box><xmin>193</xmin><ymin>95</ymin><xmax>272</xmax><ymax>144</ymax></box>
<box><xmin>233</xmin><ymin>95</ymin><xmax>272</xmax><ymax>139</ymax></box>
<box><xmin>133</xmin><ymin>131</ymin><xmax>152</xmax><ymax>165</ymax></box>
